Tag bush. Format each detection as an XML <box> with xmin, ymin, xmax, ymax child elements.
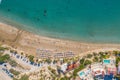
<box><xmin>9</xmin><ymin>59</ymin><xmax>17</xmax><ymax>67</ymax></box>
<box><xmin>99</xmin><ymin>57</ymin><xmax>103</xmax><ymax>62</ymax></box>
<box><xmin>116</xmin><ymin>57</ymin><xmax>120</xmax><ymax>67</ymax></box>
<box><xmin>13</xmin><ymin>78</ymin><xmax>18</xmax><ymax>80</ymax></box>
<box><xmin>99</xmin><ymin>52</ymin><xmax>104</xmax><ymax>56</ymax></box>
<box><xmin>84</xmin><ymin>60</ymin><xmax>92</xmax><ymax>66</ymax></box>
<box><xmin>113</xmin><ymin>51</ymin><xmax>120</xmax><ymax>56</ymax></box>
<box><xmin>0</xmin><ymin>52</ymin><xmax>3</xmax><ymax>57</ymax></box>
<box><xmin>0</xmin><ymin>54</ymin><xmax>10</xmax><ymax>64</ymax></box>
<box><xmin>21</xmin><ymin>52</ymin><xmax>23</xmax><ymax>55</ymax></box>
<box><xmin>3</xmin><ymin>54</ymin><xmax>10</xmax><ymax>59</ymax></box>
<box><xmin>115</xmin><ymin>75</ymin><xmax>120</xmax><ymax>80</ymax></box>
<box><xmin>60</xmin><ymin>76</ymin><xmax>69</xmax><ymax>80</ymax></box>
<box><xmin>0</xmin><ymin>57</ymin><xmax>5</xmax><ymax>64</ymax></box>
<box><xmin>93</xmin><ymin>52</ymin><xmax>97</xmax><ymax>56</ymax></box>
<box><xmin>0</xmin><ymin>46</ymin><xmax>7</xmax><ymax>51</ymax></box>
<box><xmin>87</xmin><ymin>54</ymin><xmax>93</xmax><ymax>58</ymax></box>
<box><xmin>102</xmin><ymin>54</ymin><xmax>110</xmax><ymax>59</ymax></box>
<box><xmin>10</xmin><ymin>50</ymin><xmax>14</xmax><ymax>53</ymax></box>
<box><xmin>93</xmin><ymin>57</ymin><xmax>99</xmax><ymax>62</ymax></box>
<box><xmin>48</xmin><ymin>66</ymin><xmax>57</xmax><ymax>75</ymax></box>
<box><xmin>28</xmin><ymin>55</ymin><xmax>34</xmax><ymax>62</ymax></box>
<box><xmin>45</xmin><ymin>59</ymin><xmax>52</xmax><ymax>64</ymax></box>
<box><xmin>9</xmin><ymin>69</ymin><xmax>20</xmax><ymax>76</ymax></box>
<box><xmin>80</xmin><ymin>58</ymin><xmax>85</xmax><ymax>64</ymax></box>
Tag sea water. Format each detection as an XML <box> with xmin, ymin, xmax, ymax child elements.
<box><xmin>0</xmin><ymin>0</ymin><xmax>120</xmax><ymax>43</ymax></box>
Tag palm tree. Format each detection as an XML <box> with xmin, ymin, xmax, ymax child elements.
<box><xmin>21</xmin><ymin>52</ymin><xmax>24</xmax><ymax>55</ymax></box>
<box><xmin>25</xmin><ymin>54</ymin><xmax>28</xmax><ymax>57</ymax></box>
<box><xmin>14</xmin><ymin>51</ymin><xmax>18</xmax><ymax>54</ymax></box>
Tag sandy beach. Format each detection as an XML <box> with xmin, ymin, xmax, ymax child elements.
<box><xmin>0</xmin><ymin>22</ymin><xmax>120</xmax><ymax>57</ymax></box>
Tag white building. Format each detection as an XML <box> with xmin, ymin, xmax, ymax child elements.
<box><xmin>61</xmin><ymin>63</ymin><xmax>67</xmax><ymax>72</ymax></box>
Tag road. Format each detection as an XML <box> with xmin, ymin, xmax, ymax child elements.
<box><xmin>0</xmin><ymin>66</ymin><xmax>12</xmax><ymax>80</ymax></box>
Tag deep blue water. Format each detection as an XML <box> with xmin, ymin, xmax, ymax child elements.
<box><xmin>0</xmin><ymin>0</ymin><xmax>120</xmax><ymax>43</ymax></box>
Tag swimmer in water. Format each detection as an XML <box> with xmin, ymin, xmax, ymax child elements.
<box><xmin>43</xmin><ymin>9</ymin><xmax>47</xmax><ymax>16</ymax></box>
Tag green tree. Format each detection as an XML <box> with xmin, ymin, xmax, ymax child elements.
<box><xmin>21</xmin><ymin>52</ymin><xmax>23</xmax><ymax>55</ymax></box>
<box><xmin>87</xmin><ymin>54</ymin><xmax>93</xmax><ymax>58</ymax></box>
<box><xmin>0</xmin><ymin>46</ymin><xmax>7</xmax><ymax>51</ymax></box>
<box><xmin>99</xmin><ymin>56</ymin><xmax>103</xmax><ymax>62</ymax></box>
<box><xmin>93</xmin><ymin>57</ymin><xmax>99</xmax><ymax>62</ymax></box>
<box><xmin>93</xmin><ymin>52</ymin><xmax>97</xmax><ymax>56</ymax></box>
<box><xmin>45</xmin><ymin>58</ymin><xmax>52</xmax><ymax>64</ymax></box>
<box><xmin>73</xmin><ymin>64</ymin><xmax>84</xmax><ymax>78</ymax></box>
<box><xmin>60</xmin><ymin>76</ymin><xmax>69</xmax><ymax>80</ymax></box>
<box><xmin>3</xmin><ymin>54</ymin><xmax>10</xmax><ymax>59</ymax></box>
<box><xmin>0</xmin><ymin>54</ymin><xmax>10</xmax><ymax>63</ymax></box>
<box><xmin>80</xmin><ymin>58</ymin><xmax>85</xmax><ymax>64</ymax></box>
<box><xmin>19</xmin><ymin>75</ymin><xmax>29</xmax><ymax>80</ymax></box>
<box><xmin>116</xmin><ymin>57</ymin><xmax>120</xmax><ymax>67</ymax></box>
<box><xmin>10</xmin><ymin>50</ymin><xmax>14</xmax><ymax>53</ymax></box>
<box><xmin>28</xmin><ymin>55</ymin><xmax>34</xmax><ymax>62</ymax></box>
<box><xmin>84</xmin><ymin>60</ymin><xmax>92</xmax><ymax>66</ymax></box>
<box><xmin>9</xmin><ymin>69</ymin><xmax>20</xmax><ymax>76</ymax></box>
<box><xmin>9</xmin><ymin>59</ymin><xmax>17</xmax><ymax>67</ymax></box>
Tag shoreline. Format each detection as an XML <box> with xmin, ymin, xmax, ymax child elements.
<box><xmin>0</xmin><ymin>14</ymin><xmax>119</xmax><ymax>44</ymax></box>
<box><xmin>1</xmin><ymin>22</ymin><xmax>120</xmax><ymax>57</ymax></box>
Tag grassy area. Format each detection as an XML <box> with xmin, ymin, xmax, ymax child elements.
<box><xmin>0</xmin><ymin>46</ymin><xmax>8</xmax><ymax>51</ymax></box>
<box><xmin>116</xmin><ymin>57</ymin><xmax>120</xmax><ymax>67</ymax></box>
<box><xmin>19</xmin><ymin>75</ymin><xmax>29</xmax><ymax>80</ymax></box>
<box><xmin>0</xmin><ymin>52</ymin><xmax>3</xmax><ymax>56</ymax></box>
<box><xmin>60</xmin><ymin>76</ymin><xmax>70</xmax><ymax>80</ymax></box>
<box><xmin>0</xmin><ymin>53</ymin><xmax>18</xmax><ymax>66</ymax></box>
<box><xmin>48</xmin><ymin>66</ymin><xmax>57</xmax><ymax>76</ymax></box>
<box><xmin>13</xmin><ymin>75</ymin><xmax>29</xmax><ymax>80</ymax></box>
<box><xmin>0</xmin><ymin>54</ymin><xmax>10</xmax><ymax>64</ymax></box>
<box><xmin>8</xmin><ymin>59</ymin><xmax>18</xmax><ymax>67</ymax></box>
<box><xmin>87</xmin><ymin>54</ymin><xmax>93</xmax><ymax>58</ymax></box>
<box><xmin>80</xmin><ymin>58</ymin><xmax>85</xmax><ymax>64</ymax></box>
<box><xmin>13</xmin><ymin>74</ymin><xmax>29</xmax><ymax>80</ymax></box>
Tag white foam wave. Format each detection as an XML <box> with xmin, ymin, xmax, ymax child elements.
<box><xmin>0</xmin><ymin>0</ymin><xmax>2</xmax><ymax>4</ymax></box>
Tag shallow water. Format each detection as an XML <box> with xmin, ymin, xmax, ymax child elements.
<box><xmin>0</xmin><ymin>0</ymin><xmax>120</xmax><ymax>43</ymax></box>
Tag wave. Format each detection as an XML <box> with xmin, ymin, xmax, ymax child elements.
<box><xmin>0</xmin><ymin>0</ymin><xmax>2</xmax><ymax>4</ymax></box>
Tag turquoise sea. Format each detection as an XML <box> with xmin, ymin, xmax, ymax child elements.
<box><xmin>0</xmin><ymin>0</ymin><xmax>120</xmax><ymax>43</ymax></box>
